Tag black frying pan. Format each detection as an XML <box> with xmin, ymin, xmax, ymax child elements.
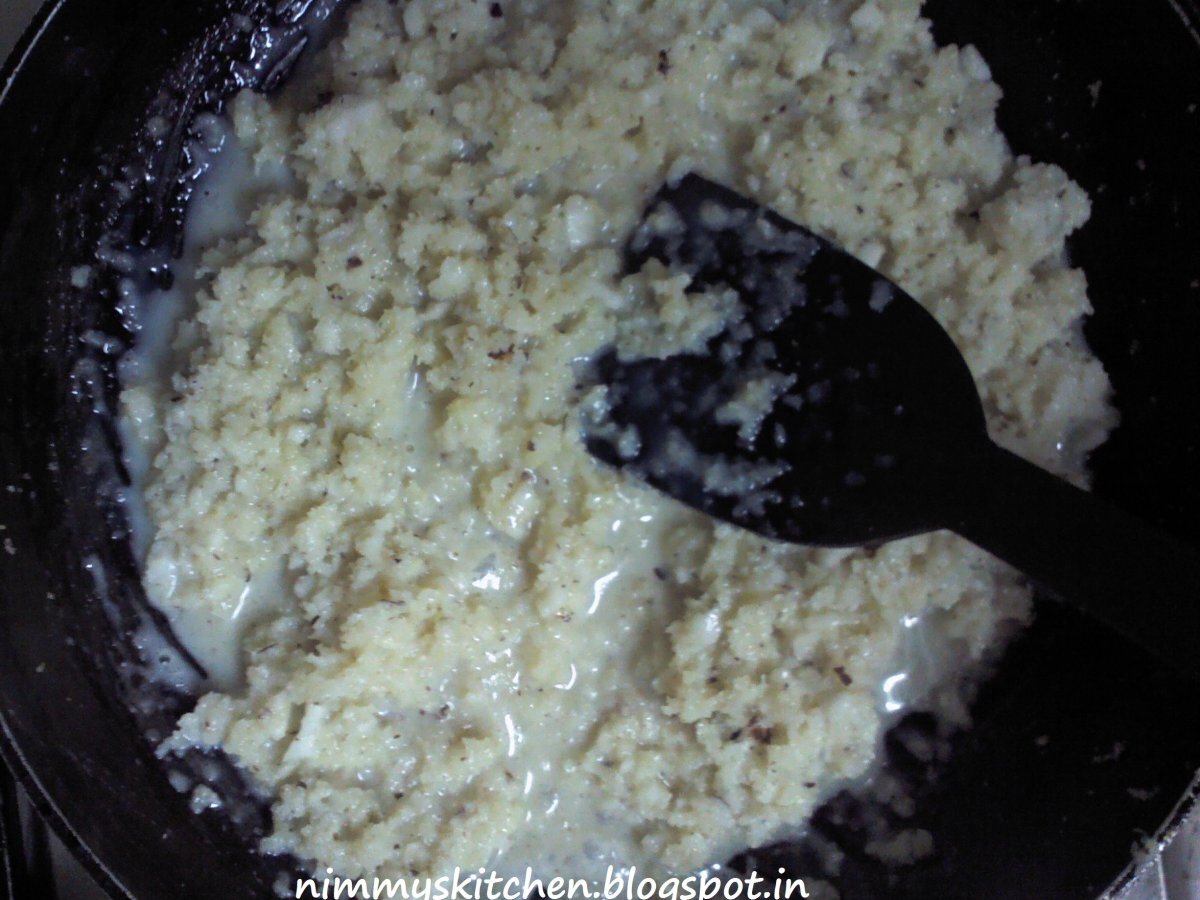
<box><xmin>1</xmin><ymin>1</ymin><xmax>1198</xmax><ymax>897</ymax></box>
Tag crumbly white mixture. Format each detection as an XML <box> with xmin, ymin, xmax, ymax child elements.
<box><xmin>124</xmin><ymin>0</ymin><xmax>1114</xmax><ymax>883</ymax></box>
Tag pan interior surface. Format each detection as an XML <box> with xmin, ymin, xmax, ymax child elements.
<box><xmin>0</xmin><ymin>0</ymin><xmax>1198</xmax><ymax>897</ymax></box>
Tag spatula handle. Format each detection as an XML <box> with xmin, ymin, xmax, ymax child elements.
<box><xmin>948</xmin><ymin>439</ymin><xmax>1200</xmax><ymax>681</ymax></box>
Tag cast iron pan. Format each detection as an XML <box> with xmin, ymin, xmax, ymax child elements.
<box><xmin>1</xmin><ymin>1</ymin><xmax>1198</xmax><ymax>898</ymax></box>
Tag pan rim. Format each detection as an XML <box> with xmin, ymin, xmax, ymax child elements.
<box><xmin>0</xmin><ymin>1</ymin><xmax>1197</xmax><ymax>897</ymax></box>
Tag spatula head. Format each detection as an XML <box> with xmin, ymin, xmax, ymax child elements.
<box><xmin>585</xmin><ymin>174</ymin><xmax>987</xmax><ymax>546</ymax></box>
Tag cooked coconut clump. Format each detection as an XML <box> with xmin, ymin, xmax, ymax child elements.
<box><xmin>121</xmin><ymin>0</ymin><xmax>1114</xmax><ymax>884</ymax></box>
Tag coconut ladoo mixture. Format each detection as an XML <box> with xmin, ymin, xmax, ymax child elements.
<box><xmin>122</xmin><ymin>0</ymin><xmax>1115</xmax><ymax>884</ymax></box>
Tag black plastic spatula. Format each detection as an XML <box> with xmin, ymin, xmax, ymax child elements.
<box><xmin>585</xmin><ymin>173</ymin><xmax>1200</xmax><ymax>679</ymax></box>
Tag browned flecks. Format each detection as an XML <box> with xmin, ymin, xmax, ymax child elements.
<box><xmin>488</xmin><ymin>344</ymin><xmax>515</xmax><ymax>361</ymax></box>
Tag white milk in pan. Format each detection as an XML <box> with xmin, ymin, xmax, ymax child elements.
<box><xmin>119</xmin><ymin>0</ymin><xmax>1115</xmax><ymax>885</ymax></box>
